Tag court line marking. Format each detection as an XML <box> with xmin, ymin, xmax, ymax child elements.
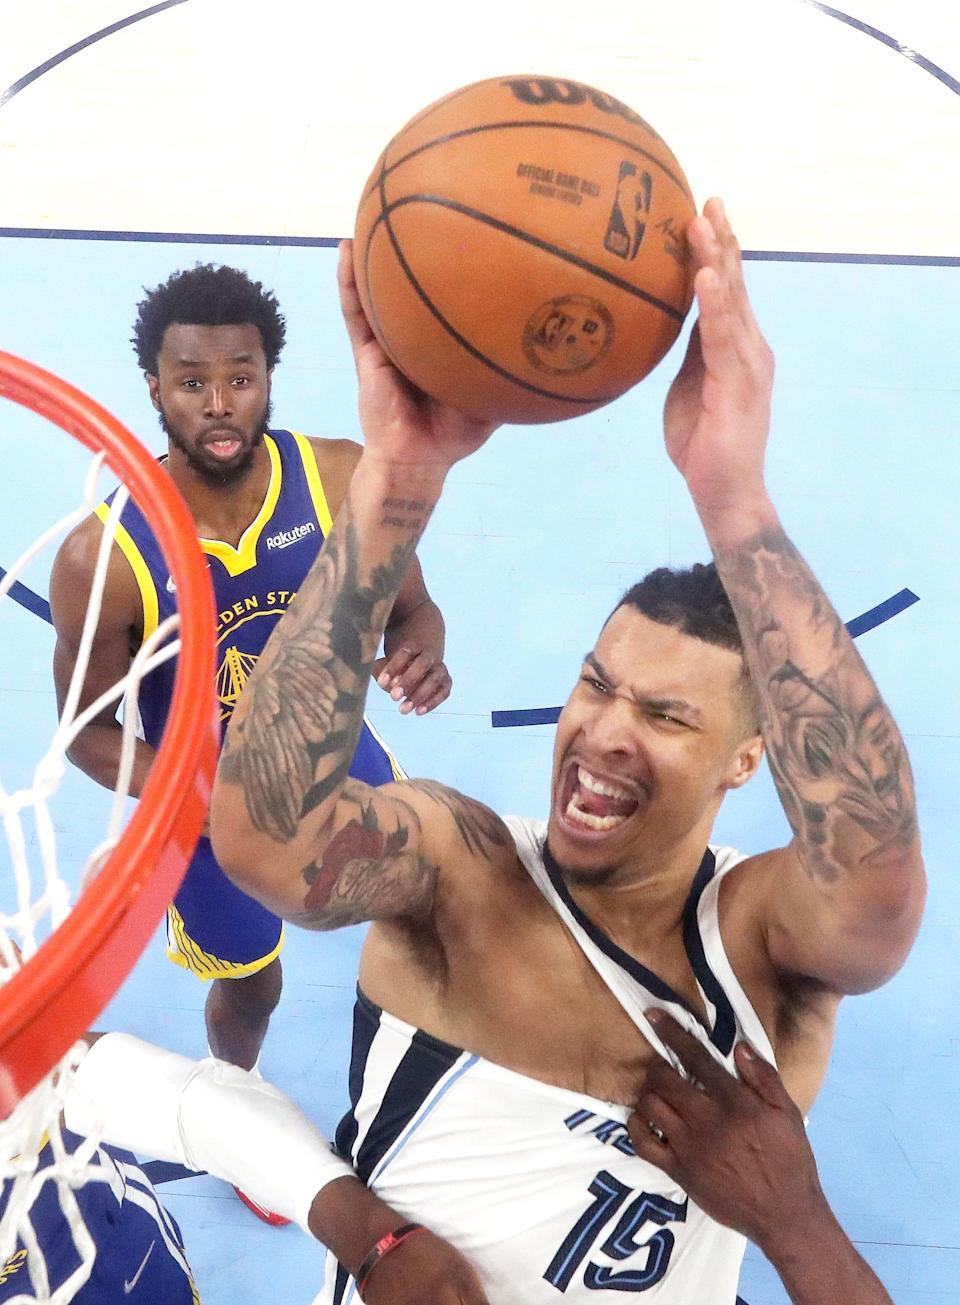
<box><xmin>0</xmin><ymin>229</ymin><xmax>958</xmax><ymax>266</ymax></box>
<box><xmin>0</xmin><ymin>569</ymin><xmax>52</xmax><ymax>624</ymax></box>
<box><xmin>797</xmin><ymin>0</ymin><xmax>960</xmax><ymax>98</ymax></box>
<box><xmin>491</xmin><ymin>589</ymin><xmax>920</xmax><ymax>728</ymax></box>
<box><xmin>0</xmin><ymin>1</ymin><xmax>190</xmax><ymax>110</ymax></box>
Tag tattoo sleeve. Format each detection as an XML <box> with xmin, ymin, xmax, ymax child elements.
<box><xmin>284</xmin><ymin>782</ymin><xmax>508</xmax><ymax>931</ymax></box>
<box><xmin>218</xmin><ymin>468</ymin><xmax>435</xmax><ymax>871</ymax></box>
<box><xmin>291</xmin><ymin>781</ymin><xmax>438</xmax><ymax>930</ymax></box>
<box><xmin>714</xmin><ymin>526</ymin><xmax>918</xmax><ymax>885</ymax></box>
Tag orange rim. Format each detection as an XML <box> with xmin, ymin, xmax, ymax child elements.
<box><xmin>0</xmin><ymin>350</ymin><xmax>219</xmax><ymax>1117</ymax></box>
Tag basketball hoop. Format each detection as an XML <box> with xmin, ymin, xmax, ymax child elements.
<box><xmin>0</xmin><ymin>350</ymin><xmax>218</xmax><ymax>1297</ymax></box>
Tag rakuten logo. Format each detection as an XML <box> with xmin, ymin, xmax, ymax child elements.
<box><xmin>265</xmin><ymin>522</ymin><xmax>317</xmax><ymax>550</ymax></box>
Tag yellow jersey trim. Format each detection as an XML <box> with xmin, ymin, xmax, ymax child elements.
<box><xmin>199</xmin><ymin>434</ymin><xmax>282</xmax><ymax>576</ymax></box>
<box><xmin>94</xmin><ymin>504</ymin><xmax>159</xmax><ymax>645</ymax></box>
<box><xmin>165</xmin><ymin>902</ymin><xmax>285</xmax><ymax>981</ymax></box>
<box><xmin>291</xmin><ymin>430</ymin><xmax>334</xmax><ymax>534</ymax></box>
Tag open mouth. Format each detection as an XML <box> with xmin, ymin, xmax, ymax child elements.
<box><xmin>203</xmin><ymin>435</ymin><xmax>243</xmax><ymax>460</ymax></box>
<box><xmin>559</xmin><ymin>764</ymin><xmax>642</xmax><ymax>834</ymax></box>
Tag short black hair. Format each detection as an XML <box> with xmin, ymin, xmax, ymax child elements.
<box><xmin>131</xmin><ymin>264</ymin><xmax>287</xmax><ymax>373</ymax></box>
<box><xmin>613</xmin><ymin>563</ymin><xmax>760</xmax><ymax>729</ymax></box>
<box><xmin>614</xmin><ymin>563</ymin><xmax>741</xmax><ymax>653</ymax></box>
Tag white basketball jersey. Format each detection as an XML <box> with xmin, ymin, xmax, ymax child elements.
<box><xmin>316</xmin><ymin>817</ymin><xmax>776</xmax><ymax>1305</ymax></box>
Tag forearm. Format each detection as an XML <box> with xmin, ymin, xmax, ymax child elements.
<box><xmin>308</xmin><ymin>1175</ymin><xmax>409</xmax><ymax>1277</ymax></box>
<box><xmin>387</xmin><ymin>592</ymin><xmax>445</xmax><ymax>655</ymax></box>
<box><xmin>66</xmin><ymin>725</ymin><xmax>156</xmax><ymax>797</ymax></box>
<box><xmin>764</xmin><ymin>1204</ymin><xmax>893</xmax><ymax>1305</ymax></box>
<box><xmin>216</xmin><ymin>453</ymin><xmax>445</xmax><ymax>851</ymax></box>
<box><xmin>68</xmin><ymin>1034</ymin><xmax>355</xmax><ymax>1234</ymax></box>
<box><xmin>701</xmin><ymin>497</ymin><xmax>918</xmax><ymax>883</ymax></box>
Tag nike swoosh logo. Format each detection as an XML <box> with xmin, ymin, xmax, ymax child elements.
<box><xmin>124</xmin><ymin>1240</ymin><xmax>155</xmax><ymax>1293</ymax></box>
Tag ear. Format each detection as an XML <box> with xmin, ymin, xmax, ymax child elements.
<box><xmin>146</xmin><ymin>373</ymin><xmax>161</xmax><ymax>411</ymax></box>
<box><xmin>725</xmin><ymin>734</ymin><xmax>764</xmax><ymax>790</ymax></box>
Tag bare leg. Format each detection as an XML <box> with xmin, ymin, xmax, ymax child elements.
<box><xmin>204</xmin><ymin>957</ymin><xmax>282</xmax><ymax>1070</ymax></box>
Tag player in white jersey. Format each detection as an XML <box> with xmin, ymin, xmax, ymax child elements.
<box><xmin>211</xmin><ymin>200</ymin><xmax>921</xmax><ymax>1303</ymax></box>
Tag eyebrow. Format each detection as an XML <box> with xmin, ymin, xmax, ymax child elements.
<box><xmin>172</xmin><ymin>354</ymin><xmax>256</xmax><ymax>367</ymax></box>
<box><xmin>582</xmin><ymin>653</ymin><xmax>703</xmax><ymax>723</ymax></box>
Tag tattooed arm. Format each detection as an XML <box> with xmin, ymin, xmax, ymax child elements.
<box><xmin>211</xmin><ymin>244</ymin><xmax>504</xmax><ymax>928</ymax></box>
<box><xmin>664</xmin><ymin>200</ymin><xmax>924</xmax><ymax>993</ymax></box>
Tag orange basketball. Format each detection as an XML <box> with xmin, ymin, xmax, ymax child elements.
<box><xmin>353</xmin><ymin>75</ymin><xmax>697</xmax><ymax>425</ymax></box>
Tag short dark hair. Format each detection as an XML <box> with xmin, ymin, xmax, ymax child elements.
<box><xmin>614</xmin><ymin>563</ymin><xmax>741</xmax><ymax>653</ymax></box>
<box><xmin>131</xmin><ymin>264</ymin><xmax>287</xmax><ymax>373</ymax></box>
<box><xmin>613</xmin><ymin>563</ymin><xmax>760</xmax><ymax>730</ymax></box>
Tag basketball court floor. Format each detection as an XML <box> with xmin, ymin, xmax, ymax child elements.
<box><xmin>1</xmin><ymin>2</ymin><xmax>959</xmax><ymax>1301</ymax></box>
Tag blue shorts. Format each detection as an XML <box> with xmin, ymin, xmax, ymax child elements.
<box><xmin>0</xmin><ymin>1140</ymin><xmax>198</xmax><ymax>1303</ymax></box>
<box><xmin>167</xmin><ymin>718</ymin><xmax>402</xmax><ymax>979</ymax></box>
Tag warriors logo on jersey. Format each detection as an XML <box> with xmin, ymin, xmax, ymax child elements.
<box><xmin>97</xmin><ymin>429</ymin><xmax>403</xmax><ymax>980</ymax></box>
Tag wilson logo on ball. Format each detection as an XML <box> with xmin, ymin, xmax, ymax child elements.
<box><xmin>501</xmin><ymin>78</ymin><xmax>655</xmax><ymax>133</ymax></box>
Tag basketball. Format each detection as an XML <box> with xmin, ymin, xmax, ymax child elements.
<box><xmin>353</xmin><ymin>74</ymin><xmax>697</xmax><ymax>425</ymax></box>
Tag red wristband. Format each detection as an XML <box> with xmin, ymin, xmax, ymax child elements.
<box><xmin>356</xmin><ymin>1222</ymin><xmax>428</xmax><ymax>1298</ymax></box>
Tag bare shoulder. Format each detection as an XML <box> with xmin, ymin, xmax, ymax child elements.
<box><xmin>400</xmin><ymin>778</ymin><xmax>514</xmax><ymax>866</ymax></box>
<box><xmin>50</xmin><ymin>513</ymin><xmax>140</xmax><ymax>634</ymax></box>
<box><xmin>304</xmin><ymin>435</ymin><xmax>362</xmax><ymax>518</ymax></box>
<box><xmin>716</xmin><ymin>849</ymin><xmax>839</xmax><ymax>1097</ymax></box>
<box><xmin>715</xmin><ymin>845</ymin><xmax>802</xmax><ymax>981</ymax></box>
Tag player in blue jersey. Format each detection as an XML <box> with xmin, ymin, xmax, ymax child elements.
<box><xmin>211</xmin><ymin>203</ymin><xmax>919</xmax><ymax>1301</ymax></box>
<box><xmin>1</xmin><ymin>1030</ymin><xmax>489</xmax><ymax>1304</ymax></box>
<box><xmin>49</xmin><ymin>264</ymin><xmax>452</xmax><ymax>1222</ymax></box>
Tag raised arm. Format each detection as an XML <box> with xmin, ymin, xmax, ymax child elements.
<box><xmin>665</xmin><ymin>200</ymin><xmax>924</xmax><ymax>993</ymax></box>
<box><xmin>211</xmin><ymin>245</ymin><xmax>503</xmax><ymax>927</ymax></box>
<box><xmin>49</xmin><ymin>515</ymin><xmax>157</xmax><ymax>796</ymax></box>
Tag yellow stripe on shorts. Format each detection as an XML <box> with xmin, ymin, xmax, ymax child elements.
<box><xmin>166</xmin><ymin>903</ymin><xmax>284</xmax><ymax>981</ymax></box>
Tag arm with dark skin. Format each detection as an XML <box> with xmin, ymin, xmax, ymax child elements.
<box><xmin>311</xmin><ymin>436</ymin><xmax>452</xmax><ymax>715</ymax></box>
<box><xmin>629</xmin><ymin>1014</ymin><xmax>893</xmax><ymax>1305</ymax></box>
<box><xmin>666</xmin><ymin>200</ymin><xmax>924</xmax><ymax>993</ymax></box>
<box><xmin>310</xmin><ymin>1178</ymin><xmax>489</xmax><ymax>1304</ymax></box>
<box><xmin>49</xmin><ymin>515</ymin><xmax>157</xmax><ymax>797</ymax></box>
<box><xmin>211</xmin><ymin>245</ymin><xmax>505</xmax><ymax>927</ymax></box>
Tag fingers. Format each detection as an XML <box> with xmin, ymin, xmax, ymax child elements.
<box><xmin>404</xmin><ymin>662</ymin><xmax>452</xmax><ymax>714</ymax></box>
<box><xmin>626</xmin><ymin>1106</ymin><xmax>686</xmax><ymax>1185</ymax></box>
<box><xmin>647</xmin><ymin>1010</ymin><xmax>731</xmax><ymax>1096</ymax></box>
<box><xmin>376</xmin><ymin>648</ymin><xmax>452</xmax><ymax>714</ymax></box>
<box><xmin>733</xmin><ymin>1042</ymin><xmax>793</xmax><ymax>1110</ymax></box>
<box><xmin>337</xmin><ymin>239</ymin><xmax>377</xmax><ymax>361</ymax></box>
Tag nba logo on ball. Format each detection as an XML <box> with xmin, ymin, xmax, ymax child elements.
<box><xmin>353</xmin><ymin>75</ymin><xmax>696</xmax><ymax>425</ymax></box>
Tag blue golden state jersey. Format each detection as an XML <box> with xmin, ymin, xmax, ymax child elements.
<box><xmin>95</xmin><ymin>429</ymin><xmax>402</xmax><ymax>980</ymax></box>
<box><xmin>96</xmin><ymin>428</ymin><xmax>402</xmax><ymax>781</ymax></box>
<box><xmin>0</xmin><ymin>1132</ymin><xmax>198</xmax><ymax>1302</ymax></box>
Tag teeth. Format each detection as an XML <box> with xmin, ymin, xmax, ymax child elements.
<box><xmin>577</xmin><ymin>766</ymin><xmax>633</xmax><ymax>801</ymax></box>
<box><xmin>565</xmin><ymin>796</ymin><xmax>629</xmax><ymax>831</ymax></box>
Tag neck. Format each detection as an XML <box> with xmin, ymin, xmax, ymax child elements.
<box><xmin>548</xmin><ymin>816</ymin><xmax>717</xmax><ymax>953</ymax></box>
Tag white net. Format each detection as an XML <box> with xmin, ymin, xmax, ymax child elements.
<box><xmin>0</xmin><ymin>449</ymin><xmax>183</xmax><ymax>1302</ymax></box>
